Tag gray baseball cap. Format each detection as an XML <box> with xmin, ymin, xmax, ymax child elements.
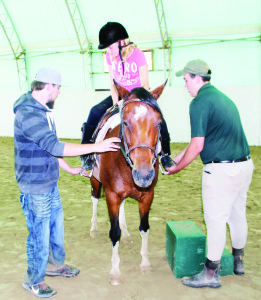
<box><xmin>34</xmin><ymin>67</ymin><xmax>62</xmax><ymax>85</ymax></box>
<box><xmin>175</xmin><ymin>59</ymin><xmax>211</xmax><ymax>77</ymax></box>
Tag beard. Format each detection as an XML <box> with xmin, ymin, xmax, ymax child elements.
<box><xmin>46</xmin><ymin>101</ymin><xmax>55</xmax><ymax>109</ymax></box>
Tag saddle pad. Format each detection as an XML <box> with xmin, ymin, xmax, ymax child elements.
<box><xmin>91</xmin><ymin>113</ymin><xmax>121</xmax><ymax>182</ymax></box>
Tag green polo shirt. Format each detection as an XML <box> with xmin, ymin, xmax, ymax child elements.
<box><xmin>190</xmin><ymin>83</ymin><xmax>250</xmax><ymax>164</ymax></box>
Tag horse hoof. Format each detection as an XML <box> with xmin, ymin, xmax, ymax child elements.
<box><xmin>90</xmin><ymin>230</ymin><xmax>98</xmax><ymax>238</ymax></box>
<box><xmin>140</xmin><ymin>265</ymin><xmax>152</xmax><ymax>273</ymax></box>
<box><xmin>108</xmin><ymin>274</ymin><xmax>122</xmax><ymax>285</ymax></box>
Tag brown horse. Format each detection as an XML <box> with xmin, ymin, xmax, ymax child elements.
<box><xmin>90</xmin><ymin>81</ymin><xmax>166</xmax><ymax>285</ymax></box>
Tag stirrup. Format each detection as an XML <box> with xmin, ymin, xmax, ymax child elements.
<box><xmin>81</xmin><ymin>155</ymin><xmax>94</xmax><ymax>170</ymax></box>
<box><xmin>159</xmin><ymin>154</ymin><xmax>176</xmax><ymax>175</ymax></box>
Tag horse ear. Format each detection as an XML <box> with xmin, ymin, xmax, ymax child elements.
<box><xmin>113</xmin><ymin>79</ymin><xmax>130</xmax><ymax>99</ymax></box>
<box><xmin>150</xmin><ymin>79</ymin><xmax>168</xmax><ymax>101</ymax></box>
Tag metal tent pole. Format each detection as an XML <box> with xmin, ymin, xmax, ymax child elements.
<box><xmin>65</xmin><ymin>0</ymin><xmax>93</xmax><ymax>89</ymax></box>
<box><xmin>154</xmin><ymin>0</ymin><xmax>172</xmax><ymax>85</ymax></box>
<box><xmin>0</xmin><ymin>0</ymin><xmax>28</xmax><ymax>91</ymax></box>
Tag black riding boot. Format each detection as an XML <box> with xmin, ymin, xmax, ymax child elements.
<box><xmin>81</xmin><ymin>123</ymin><xmax>96</xmax><ymax>144</ymax></box>
<box><xmin>232</xmin><ymin>247</ymin><xmax>245</xmax><ymax>275</ymax></box>
<box><xmin>80</xmin><ymin>123</ymin><xmax>96</xmax><ymax>170</ymax></box>
<box><xmin>160</xmin><ymin>138</ymin><xmax>175</xmax><ymax>171</ymax></box>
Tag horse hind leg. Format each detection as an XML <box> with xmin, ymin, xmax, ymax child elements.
<box><xmin>90</xmin><ymin>196</ymin><xmax>98</xmax><ymax>237</ymax></box>
<box><xmin>119</xmin><ymin>200</ymin><xmax>132</xmax><ymax>244</ymax></box>
<box><xmin>90</xmin><ymin>177</ymin><xmax>102</xmax><ymax>237</ymax></box>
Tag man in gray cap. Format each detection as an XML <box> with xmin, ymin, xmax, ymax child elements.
<box><xmin>166</xmin><ymin>59</ymin><xmax>254</xmax><ymax>288</ymax></box>
<box><xmin>13</xmin><ymin>67</ymin><xmax>120</xmax><ymax>298</ymax></box>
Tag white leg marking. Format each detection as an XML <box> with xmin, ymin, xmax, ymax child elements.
<box><xmin>119</xmin><ymin>200</ymin><xmax>132</xmax><ymax>243</ymax></box>
<box><xmin>109</xmin><ymin>241</ymin><xmax>121</xmax><ymax>285</ymax></box>
<box><xmin>90</xmin><ymin>196</ymin><xmax>98</xmax><ymax>237</ymax></box>
<box><xmin>139</xmin><ymin>230</ymin><xmax>152</xmax><ymax>272</ymax></box>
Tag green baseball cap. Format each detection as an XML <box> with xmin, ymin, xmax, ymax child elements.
<box><xmin>175</xmin><ymin>59</ymin><xmax>211</xmax><ymax>77</ymax></box>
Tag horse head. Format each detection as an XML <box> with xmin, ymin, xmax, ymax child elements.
<box><xmin>114</xmin><ymin>80</ymin><xmax>167</xmax><ymax>188</ymax></box>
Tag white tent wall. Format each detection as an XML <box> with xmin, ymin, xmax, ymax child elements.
<box><xmin>2</xmin><ymin>38</ymin><xmax>260</xmax><ymax>144</ymax></box>
<box><xmin>0</xmin><ymin>0</ymin><xmax>260</xmax><ymax>144</ymax></box>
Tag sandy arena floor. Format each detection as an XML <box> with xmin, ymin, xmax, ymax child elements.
<box><xmin>1</xmin><ymin>138</ymin><xmax>261</xmax><ymax>299</ymax></box>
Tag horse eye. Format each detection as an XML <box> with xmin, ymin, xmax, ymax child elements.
<box><xmin>123</xmin><ymin>121</ymin><xmax>128</xmax><ymax>127</ymax></box>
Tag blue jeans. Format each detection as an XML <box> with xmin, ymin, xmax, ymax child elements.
<box><xmin>20</xmin><ymin>185</ymin><xmax>65</xmax><ymax>284</ymax></box>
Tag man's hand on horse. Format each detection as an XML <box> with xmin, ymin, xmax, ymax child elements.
<box><xmin>96</xmin><ymin>137</ymin><xmax>121</xmax><ymax>153</ymax></box>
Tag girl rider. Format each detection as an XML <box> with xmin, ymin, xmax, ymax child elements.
<box><xmin>81</xmin><ymin>22</ymin><xmax>174</xmax><ymax>171</ymax></box>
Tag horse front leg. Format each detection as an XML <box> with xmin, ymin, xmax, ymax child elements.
<box><xmin>90</xmin><ymin>177</ymin><xmax>102</xmax><ymax>237</ymax></box>
<box><xmin>139</xmin><ymin>197</ymin><xmax>153</xmax><ymax>272</ymax></box>
<box><xmin>139</xmin><ymin>224</ymin><xmax>151</xmax><ymax>272</ymax></box>
<box><xmin>110</xmin><ymin>239</ymin><xmax>121</xmax><ymax>285</ymax></box>
<box><xmin>119</xmin><ymin>200</ymin><xmax>132</xmax><ymax>244</ymax></box>
<box><xmin>107</xmin><ymin>196</ymin><xmax>122</xmax><ymax>285</ymax></box>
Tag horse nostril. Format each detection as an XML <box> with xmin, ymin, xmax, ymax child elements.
<box><xmin>132</xmin><ymin>168</ymin><xmax>155</xmax><ymax>188</ymax></box>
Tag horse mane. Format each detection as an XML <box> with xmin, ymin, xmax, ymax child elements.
<box><xmin>126</xmin><ymin>87</ymin><xmax>163</xmax><ymax>119</ymax></box>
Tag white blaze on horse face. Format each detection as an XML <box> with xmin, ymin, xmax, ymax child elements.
<box><xmin>134</xmin><ymin>105</ymin><xmax>148</xmax><ymax>121</ymax></box>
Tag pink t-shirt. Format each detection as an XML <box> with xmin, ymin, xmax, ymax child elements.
<box><xmin>106</xmin><ymin>48</ymin><xmax>147</xmax><ymax>91</ymax></box>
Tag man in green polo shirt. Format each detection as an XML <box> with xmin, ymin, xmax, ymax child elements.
<box><xmin>166</xmin><ymin>59</ymin><xmax>254</xmax><ymax>288</ymax></box>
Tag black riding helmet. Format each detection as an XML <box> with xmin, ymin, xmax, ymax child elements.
<box><xmin>98</xmin><ymin>22</ymin><xmax>129</xmax><ymax>49</ymax></box>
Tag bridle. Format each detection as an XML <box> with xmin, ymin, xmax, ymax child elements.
<box><xmin>119</xmin><ymin>98</ymin><xmax>161</xmax><ymax>169</ymax></box>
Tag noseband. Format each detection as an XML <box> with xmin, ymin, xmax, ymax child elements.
<box><xmin>119</xmin><ymin>98</ymin><xmax>161</xmax><ymax>169</ymax></box>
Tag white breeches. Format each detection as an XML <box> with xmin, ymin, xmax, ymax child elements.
<box><xmin>202</xmin><ymin>159</ymin><xmax>254</xmax><ymax>261</ymax></box>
